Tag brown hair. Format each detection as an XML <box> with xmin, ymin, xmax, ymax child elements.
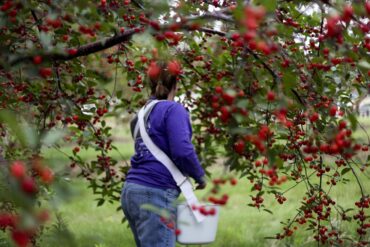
<box><xmin>149</xmin><ymin>61</ymin><xmax>177</xmax><ymax>100</ymax></box>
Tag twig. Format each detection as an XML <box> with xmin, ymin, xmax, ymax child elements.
<box><xmin>291</xmin><ymin>89</ymin><xmax>306</xmax><ymax>106</ymax></box>
<box><xmin>244</xmin><ymin>47</ymin><xmax>280</xmax><ymax>88</ymax></box>
<box><xmin>282</xmin><ymin>171</ymin><xmax>316</xmax><ymax>195</ymax></box>
<box><xmin>316</xmin><ymin>2</ymin><xmax>325</xmax><ymax>57</ymax></box>
<box><xmin>345</xmin><ymin>160</ymin><xmax>365</xmax><ymax>197</ymax></box>
<box><xmin>31</xmin><ymin>10</ymin><xmax>42</xmax><ymax>32</ymax></box>
<box><xmin>108</xmin><ymin>57</ymin><xmax>119</xmax><ymax>103</ymax></box>
<box><xmin>185</xmin><ymin>11</ymin><xmax>234</xmax><ymax>23</ymax></box>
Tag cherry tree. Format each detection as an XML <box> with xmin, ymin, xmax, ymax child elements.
<box><xmin>0</xmin><ymin>0</ymin><xmax>370</xmax><ymax>246</ymax></box>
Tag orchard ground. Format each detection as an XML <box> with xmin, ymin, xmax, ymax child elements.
<box><xmin>29</xmin><ymin>118</ymin><xmax>370</xmax><ymax>246</ymax></box>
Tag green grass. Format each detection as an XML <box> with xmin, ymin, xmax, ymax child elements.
<box><xmin>35</xmin><ymin>118</ymin><xmax>370</xmax><ymax>247</ymax></box>
<box><xmin>35</xmin><ymin>166</ymin><xmax>370</xmax><ymax>247</ymax></box>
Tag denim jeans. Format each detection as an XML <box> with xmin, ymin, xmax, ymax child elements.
<box><xmin>121</xmin><ymin>182</ymin><xmax>180</xmax><ymax>247</ymax></box>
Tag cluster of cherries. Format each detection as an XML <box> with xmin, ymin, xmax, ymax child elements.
<box><xmin>2</xmin><ymin>159</ymin><xmax>53</xmax><ymax>246</ymax></box>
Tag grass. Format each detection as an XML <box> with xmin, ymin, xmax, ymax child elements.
<box><xmin>35</xmin><ymin>167</ymin><xmax>370</xmax><ymax>247</ymax></box>
<box><xmin>35</xmin><ymin>118</ymin><xmax>370</xmax><ymax>247</ymax></box>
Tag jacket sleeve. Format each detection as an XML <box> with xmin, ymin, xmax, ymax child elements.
<box><xmin>165</xmin><ymin>103</ymin><xmax>205</xmax><ymax>184</ymax></box>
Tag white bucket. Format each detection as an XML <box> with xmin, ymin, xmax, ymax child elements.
<box><xmin>176</xmin><ymin>203</ymin><xmax>220</xmax><ymax>245</ymax></box>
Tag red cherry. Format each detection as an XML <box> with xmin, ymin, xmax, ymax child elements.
<box><xmin>310</xmin><ymin>112</ymin><xmax>319</xmax><ymax>122</ymax></box>
<box><xmin>230</xmin><ymin>178</ymin><xmax>238</xmax><ymax>186</ymax></box>
<box><xmin>281</xmin><ymin>59</ymin><xmax>290</xmax><ymax>68</ymax></box>
<box><xmin>366</xmin><ymin>2</ymin><xmax>370</xmax><ymax>15</ymax></box>
<box><xmin>147</xmin><ymin>61</ymin><xmax>160</xmax><ymax>79</ymax></box>
<box><xmin>39</xmin><ymin>68</ymin><xmax>52</xmax><ymax>78</ymax></box>
<box><xmin>256</xmin><ymin>41</ymin><xmax>271</xmax><ymax>55</ymax></box>
<box><xmin>215</xmin><ymin>86</ymin><xmax>223</xmax><ymax>94</ymax></box>
<box><xmin>323</xmin><ymin>48</ymin><xmax>330</xmax><ymax>56</ymax></box>
<box><xmin>231</xmin><ymin>33</ymin><xmax>240</xmax><ymax>41</ymax></box>
<box><xmin>40</xmin><ymin>168</ymin><xmax>54</xmax><ymax>184</ymax></box>
<box><xmin>326</xmin><ymin>15</ymin><xmax>342</xmax><ymax>38</ymax></box>
<box><xmin>167</xmin><ymin>60</ymin><xmax>181</xmax><ymax>75</ymax></box>
<box><xmin>207</xmin><ymin>207</ymin><xmax>216</xmax><ymax>216</ymax></box>
<box><xmin>140</xmin><ymin>56</ymin><xmax>148</xmax><ymax>63</ymax></box>
<box><xmin>199</xmin><ymin>206</ymin><xmax>208</xmax><ymax>215</ymax></box>
<box><xmin>11</xmin><ymin>230</ymin><xmax>31</xmax><ymax>247</ymax></box>
<box><xmin>0</xmin><ymin>213</ymin><xmax>17</xmax><ymax>229</ymax></box>
<box><xmin>33</xmin><ymin>56</ymin><xmax>42</xmax><ymax>65</ymax></box>
<box><xmin>220</xmin><ymin>106</ymin><xmax>230</xmax><ymax>123</ymax></box>
<box><xmin>243</xmin><ymin>31</ymin><xmax>256</xmax><ymax>42</ymax></box>
<box><xmin>10</xmin><ymin>161</ymin><xmax>26</xmax><ymax>179</ymax></box>
<box><xmin>68</xmin><ymin>48</ymin><xmax>78</xmax><ymax>56</ymax></box>
<box><xmin>0</xmin><ymin>2</ymin><xmax>12</xmax><ymax>12</ymax></box>
<box><xmin>267</xmin><ymin>91</ymin><xmax>275</xmax><ymax>101</ymax></box>
<box><xmin>164</xmin><ymin>31</ymin><xmax>176</xmax><ymax>40</ymax></box>
<box><xmin>329</xmin><ymin>105</ymin><xmax>337</xmax><ymax>117</ymax></box>
<box><xmin>37</xmin><ymin>210</ymin><xmax>50</xmax><ymax>223</ymax></box>
<box><xmin>258</xmin><ymin>125</ymin><xmax>270</xmax><ymax>140</ymax></box>
<box><xmin>234</xmin><ymin>140</ymin><xmax>245</xmax><ymax>154</ymax></box>
<box><xmin>222</xmin><ymin>92</ymin><xmax>235</xmax><ymax>105</ymax></box>
<box><xmin>62</xmin><ymin>34</ymin><xmax>69</xmax><ymax>41</ymax></box>
<box><xmin>73</xmin><ymin>147</ymin><xmax>80</xmax><ymax>153</ymax></box>
<box><xmin>338</xmin><ymin>120</ymin><xmax>347</xmax><ymax>130</ymax></box>
<box><xmin>21</xmin><ymin>177</ymin><xmax>38</xmax><ymax>194</ymax></box>
<box><xmin>342</xmin><ymin>5</ymin><xmax>353</xmax><ymax>23</ymax></box>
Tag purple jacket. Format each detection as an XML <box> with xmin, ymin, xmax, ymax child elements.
<box><xmin>126</xmin><ymin>99</ymin><xmax>205</xmax><ymax>190</ymax></box>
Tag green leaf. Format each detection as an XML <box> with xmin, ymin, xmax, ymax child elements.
<box><xmin>358</xmin><ymin>60</ymin><xmax>370</xmax><ymax>70</ymax></box>
<box><xmin>41</xmin><ymin>129</ymin><xmax>65</xmax><ymax>146</ymax></box>
<box><xmin>348</xmin><ymin>113</ymin><xmax>358</xmax><ymax>130</ymax></box>
<box><xmin>254</xmin><ymin>0</ymin><xmax>277</xmax><ymax>12</ymax></box>
<box><xmin>236</xmin><ymin>99</ymin><xmax>249</xmax><ymax>109</ymax></box>
<box><xmin>38</xmin><ymin>31</ymin><xmax>53</xmax><ymax>50</ymax></box>
<box><xmin>263</xmin><ymin>208</ymin><xmax>273</xmax><ymax>214</ymax></box>
<box><xmin>97</xmin><ymin>199</ymin><xmax>105</xmax><ymax>207</ymax></box>
<box><xmin>282</xmin><ymin>70</ymin><xmax>298</xmax><ymax>92</ymax></box>
<box><xmin>0</xmin><ymin>110</ymin><xmax>37</xmax><ymax>148</ymax></box>
<box><xmin>341</xmin><ymin>167</ymin><xmax>351</xmax><ymax>176</ymax></box>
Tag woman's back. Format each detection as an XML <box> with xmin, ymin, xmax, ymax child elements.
<box><xmin>126</xmin><ymin>100</ymin><xmax>205</xmax><ymax>190</ymax></box>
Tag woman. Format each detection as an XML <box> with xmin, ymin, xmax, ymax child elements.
<box><xmin>121</xmin><ymin>61</ymin><xmax>206</xmax><ymax>247</ymax></box>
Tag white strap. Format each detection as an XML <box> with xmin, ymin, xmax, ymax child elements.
<box><xmin>133</xmin><ymin>100</ymin><xmax>159</xmax><ymax>139</ymax></box>
<box><xmin>138</xmin><ymin>100</ymin><xmax>205</xmax><ymax>223</ymax></box>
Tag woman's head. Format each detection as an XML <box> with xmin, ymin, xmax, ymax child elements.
<box><xmin>148</xmin><ymin>61</ymin><xmax>178</xmax><ymax>100</ymax></box>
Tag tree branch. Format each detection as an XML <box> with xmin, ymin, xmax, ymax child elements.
<box><xmin>197</xmin><ymin>27</ymin><xmax>226</xmax><ymax>36</ymax></box>
<box><xmin>186</xmin><ymin>11</ymin><xmax>234</xmax><ymax>23</ymax></box>
<box><xmin>291</xmin><ymin>88</ymin><xmax>306</xmax><ymax>106</ymax></box>
<box><xmin>11</xmin><ymin>21</ymin><xmax>228</xmax><ymax>66</ymax></box>
<box><xmin>244</xmin><ymin>46</ymin><xmax>280</xmax><ymax>88</ymax></box>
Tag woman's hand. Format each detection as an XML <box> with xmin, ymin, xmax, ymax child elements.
<box><xmin>195</xmin><ymin>182</ymin><xmax>206</xmax><ymax>190</ymax></box>
<box><xmin>195</xmin><ymin>179</ymin><xmax>207</xmax><ymax>190</ymax></box>
<box><xmin>194</xmin><ymin>176</ymin><xmax>207</xmax><ymax>190</ymax></box>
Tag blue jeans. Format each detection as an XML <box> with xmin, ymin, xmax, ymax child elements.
<box><xmin>121</xmin><ymin>182</ymin><xmax>180</xmax><ymax>247</ymax></box>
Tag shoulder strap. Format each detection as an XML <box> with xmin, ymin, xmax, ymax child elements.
<box><xmin>133</xmin><ymin>100</ymin><xmax>158</xmax><ymax>140</ymax></box>
<box><xmin>137</xmin><ymin>100</ymin><xmax>205</xmax><ymax>223</ymax></box>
